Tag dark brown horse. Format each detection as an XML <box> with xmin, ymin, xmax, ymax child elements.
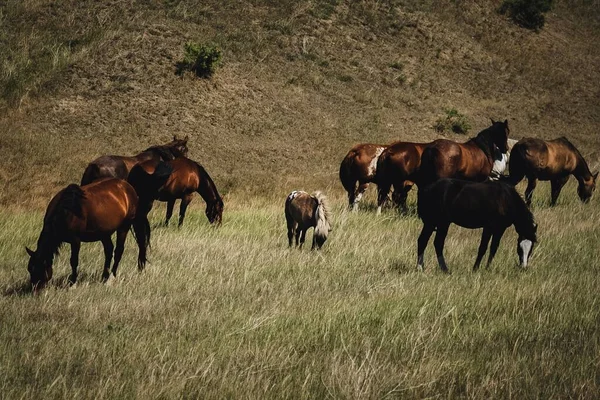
<box><xmin>375</xmin><ymin>141</ymin><xmax>432</xmax><ymax>213</ymax></box>
<box><xmin>419</xmin><ymin>120</ymin><xmax>510</xmax><ymax>185</ymax></box>
<box><xmin>129</xmin><ymin>157</ymin><xmax>223</xmax><ymax>226</ymax></box>
<box><xmin>508</xmin><ymin>137</ymin><xmax>598</xmax><ymax>206</ymax></box>
<box><xmin>417</xmin><ymin>179</ymin><xmax>537</xmax><ymax>273</ymax></box>
<box><xmin>285</xmin><ymin>191</ymin><xmax>332</xmax><ymax>249</ymax></box>
<box><xmin>25</xmin><ymin>178</ymin><xmax>150</xmax><ymax>290</ymax></box>
<box><xmin>80</xmin><ymin>135</ymin><xmax>189</xmax><ymax>185</ymax></box>
<box><xmin>339</xmin><ymin>143</ymin><xmax>387</xmax><ymax>210</ymax></box>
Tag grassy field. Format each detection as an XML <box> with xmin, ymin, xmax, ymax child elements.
<box><xmin>1</xmin><ymin>183</ymin><xmax>599</xmax><ymax>398</ymax></box>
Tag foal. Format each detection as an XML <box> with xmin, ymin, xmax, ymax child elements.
<box><xmin>417</xmin><ymin>179</ymin><xmax>537</xmax><ymax>273</ymax></box>
<box><xmin>285</xmin><ymin>191</ymin><xmax>332</xmax><ymax>249</ymax></box>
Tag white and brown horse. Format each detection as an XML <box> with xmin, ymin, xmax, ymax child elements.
<box><xmin>285</xmin><ymin>191</ymin><xmax>332</xmax><ymax>249</ymax></box>
<box><xmin>339</xmin><ymin>143</ymin><xmax>387</xmax><ymax>211</ymax></box>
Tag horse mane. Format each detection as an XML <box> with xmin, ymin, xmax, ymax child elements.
<box><xmin>312</xmin><ymin>191</ymin><xmax>331</xmax><ymax>239</ymax></box>
<box><xmin>193</xmin><ymin>161</ymin><xmax>223</xmax><ymax>203</ymax></box>
<box><xmin>144</xmin><ymin>144</ymin><xmax>184</xmax><ymax>161</ymax></box>
<box><xmin>471</xmin><ymin>125</ymin><xmax>501</xmax><ymax>160</ymax></box>
<box><xmin>42</xmin><ymin>184</ymin><xmax>86</xmax><ymax>256</ymax></box>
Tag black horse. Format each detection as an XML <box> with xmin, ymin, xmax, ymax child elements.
<box><xmin>416</xmin><ymin>179</ymin><xmax>537</xmax><ymax>273</ymax></box>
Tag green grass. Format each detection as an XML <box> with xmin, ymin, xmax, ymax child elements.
<box><xmin>1</xmin><ymin>183</ymin><xmax>599</xmax><ymax>398</ymax></box>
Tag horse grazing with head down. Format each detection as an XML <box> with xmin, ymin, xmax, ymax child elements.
<box><xmin>339</xmin><ymin>143</ymin><xmax>387</xmax><ymax>211</ymax></box>
<box><xmin>285</xmin><ymin>191</ymin><xmax>332</xmax><ymax>249</ymax></box>
<box><xmin>417</xmin><ymin>179</ymin><xmax>537</xmax><ymax>273</ymax></box>
<box><xmin>375</xmin><ymin>141</ymin><xmax>433</xmax><ymax>213</ymax></box>
<box><xmin>419</xmin><ymin>119</ymin><xmax>510</xmax><ymax>185</ymax></box>
<box><xmin>508</xmin><ymin>137</ymin><xmax>598</xmax><ymax>206</ymax></box>
<box><xmin>25</xmin><ymin>178</ymin><xmax>156</xmax><ymax>291</ymax></box>
<box><xmin>80</xmin><ymin>135</ymin><xmax>189</xmax><ymax>185</ymax></box>
<box><xmin>129</xmin><ymin>157</ymin><xmax>223</xmax><ymax>226</ymax></box>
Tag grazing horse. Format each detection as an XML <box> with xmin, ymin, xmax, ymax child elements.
<box><xmin>129</xmin><ymin>157</ymin><xmax>223</xmax><ymax>226</ymax></box>
<box><xmin>339</xmin><ymin>143</ymin><xmax>387</xmax><ymax>211</ymax></box>
<box><xmin>25</xmin><ymin>178</ymin><xmax>150</xmax><ymax>290</ymax></box>
<box><xmin>285</xmin><ymin>191</ymin><xmax>332</xmax><ymax>249</ymax></box>
<box><xmin>375</xmin><ymin>141</ymin><xmax>432</xmax><ymax>213</ymax></box>
<box><xmin>419</xmin><ymin>119</ymin><xmax>510</xmax><ymax>185</ymax></box>
<box><xmin>490</xmin><ymin>138</ymin><xmax>518</xmax><ymax>180</ymax></box>
<box><xmin>508</xmin><ymin>137</ymin><xmax>598</xmax><ymax>206</ymax></box>
<box><xmin>417</xmin><ymin>179</ymin><xmax>537</xmax><ymax>273</ymax></box>
<box><xmin>80</xmin><ymin>135</ymin><xmax>189</xmax><ymax>185</ymax></box>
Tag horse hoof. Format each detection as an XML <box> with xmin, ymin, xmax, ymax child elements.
<box><xmin>68</xmin><ymin>275</ymin><xmax>77</xmax><ymax>285</ymax></box>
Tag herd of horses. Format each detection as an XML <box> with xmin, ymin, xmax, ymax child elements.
<box><xmin>25</xmin><ymin>120</ymin><xmax>597</xmax><ymax>290</ymax></box>
<box><xmin>340</xmin><ymin>119</ymin><xmax>597</xmax><ymax>273</ymax></box>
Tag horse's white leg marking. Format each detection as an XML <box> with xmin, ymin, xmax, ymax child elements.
<box><xmin>519</xmin><ymin>239</ymin><xmax>533</xmax><ymax>268</ymax></box>
<box><xmin>417</xmin><ymin>254</ymin><xmax>424</xmax><ymax>271</ymax></box>
<box><xmin>376</xmin><ymin>205</ymin><xmax>382</xmax><ymax>215</ymax></box>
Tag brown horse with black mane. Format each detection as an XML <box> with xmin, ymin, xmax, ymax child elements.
<box><xmin>80</xmin><ymin>135</ymin><xmax>189</xmax><ymax>185</ymax></box>
<box><xmin>419</xmin><ymin>119</ymin><xmax>510</xmax><ymax>185</ymax></box>
<box><xmin>508</xmin><ymin>137</ymin><xmax>598</xmax><ymax>206</ymax></box>
<box><xmin>25</xmin><ymin>178</ymin><xmax>153</xmax><ymax>291</ymax></box>
<box><xmin>339</xmin><ymin>143</ymin><xmax>387</xmax><ymax>211</ymax></box>
<box><xmin>129</xmin><ymin>157</ymin><xmax>223</xmax><ymax>226</ymax></box>
<box><xmin>375</xmin><ymin>141</ymin><xmax>433</xmax><ymax>213</ymax></box>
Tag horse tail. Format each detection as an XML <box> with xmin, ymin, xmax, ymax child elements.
<box><xmin>339</xmin><ymin>153</ymin><xmax>357</xmax><ymax>207</ymax></box>
<box><xmin>312</xmin><ymin>191</ymin><xmax>332</xmax><ymax>240</ymax></box>
<box><xmin>131</xmin><ymin>211</ymin><xmax>150</xmax><ymax>271</ymax></box>
<box><xmin>510</xmin><ymin>187</ymin><xmax>537</xmax><ymax>242</ymax></box>
<box><xmin>508</xmin><ymin>142</ymin><xmax>527</xmax><ymax>185</ymax></box>
<box><xmin>81</xmin><ymin>164</ymin><xmax>100</xmax><ymax>185</ymax></box>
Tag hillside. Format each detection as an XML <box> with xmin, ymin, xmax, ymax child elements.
<box><xmin>1</xmin><ymin>0</ymin><xmax>599</xmax><ymax>207</ymax></box>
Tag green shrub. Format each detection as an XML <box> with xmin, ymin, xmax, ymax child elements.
<box><xmin>178</xmin><ymin>42</ymin><xmax>222</xmax><ymax>77</ymax></box>
<box><xmin>434</xmin><ymin>108</ymin><xmax>471</xmax><ymax>135</ymax></box>
<box><xmin>499</xmin><ymin>0</ymin><xmax>554</xmax><ymax>31</ymax></box>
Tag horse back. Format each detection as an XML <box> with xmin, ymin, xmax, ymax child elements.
<box><xmin>72</xmin><ymin>179</ymin><xmax>137</xmax><ymax>238</ymax></box>
<box><xmin>286</xmin><ymin>191</ymin><xmax>316</xmax><ymax>228</ymax></box>
<box><xmin>512</xmin><ymin>137</ymin><xmax>577</xmax><ymax>179</ymax></box>
<box><xmin>81</xmin><ymin>155</ymin><xmax>134</xmax><ymax>185</ymax></box>
<box><xmin>159</xmin><ymin>157</ymin><xmax>200</xmax><ymax>198</ymax></box>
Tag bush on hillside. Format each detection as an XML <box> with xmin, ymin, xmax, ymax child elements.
<box><xmin>434</xmin><ymin>108</ymin><xmax>471</xmax><ymax>135</ymax></box>
<box><xmin>177</xmin><ymin>42</ymin><xmax>222</xmax><ymax>78</ymax></box>
<box><xmin>499</xmin><ymin>0</ymin><xmax>554</xmax><ymax>31</ymax></box>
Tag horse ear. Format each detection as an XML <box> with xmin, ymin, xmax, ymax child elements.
<box><xmin>490</xmin><ymin>118</ymin><xmax>496</xmax><ymax>124</ymax></box>
<box><xmin>183</xmin><ymin>135</ymin><xmax>189</xmax><ymax>142</ymax></box>
<box><xmin>25</xmin><ymin>247</ymin><xmax>35</xmax><ymax>257</ymax></box>
<box><xmin>504</xmin><ymin>119</ymin><xmax>508</xmax><ymax>127</ymax></box>
<box><xmin>533</xmin><ymin>223</ymin><xmax>538</xmax><ymax>233</ymax></box>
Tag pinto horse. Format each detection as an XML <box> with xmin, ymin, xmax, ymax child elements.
<box><xmin>25</xmin><ymin>178</ymin><xmax>150</xmax><ymax>290</ymax></box>
<box><xmin>416</xmin><ymin>179</ymin><xmax>537</xmax><ymax>273</ymax></box>
<box><xmin>375</xmin><ymin>141</ymin><xmax>432</xmax><ymax>213</ymax></box>
<box><xmin>419</xmin><ymin>119</ymin><xmax>510</xmax><ymax>185</ymax></box>
<box><xmin>508</xmin><ymin>137</ymin><xmax>598</xmax><ymax>206</ymax></box>
<box><xmin>339</xmin><ymin>143</ymin><xmax>387</xmax><ymax>210</ymax></box>
<box><xmin>129</xmin><ymin>157</ymin><xmax>223</xmax><ymax>226</ymax></box>
<box><xmin>285</xmin><ymin>191</ymin><xmax>332</xmax><ymax>249</ymax></box>
<box><xmin>80</xmin><ymin>135</ymin><xmax>189</xmax><ymax>185</ymax></box>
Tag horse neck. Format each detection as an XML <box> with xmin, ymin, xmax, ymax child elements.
<box><xmin>512</xmin><ymin>193</ymin><xmax>537</xmax><ymax>241</ymax></box>
<box><xmin>470</xmin><ymin>131</ymin><xmax>495</xmax><ymax>160</ymax></box>
<box><xmin>36</xmin><ymin>220</ymin><xmax>63</xmax><ymax>262</ymax></box>
<box><xmin>573</xmin><ymin>153</ymin><xmax>593</xmax><ymax>183</ymax></box>
<box><xmin>195</xmin><ymin>164</ymin><xmax>221</xmax><ymax>205</ymax></box>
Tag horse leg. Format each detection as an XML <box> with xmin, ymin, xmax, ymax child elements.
<box><xmin>101</xmin><ymin>237</ymin><xmax>114</xmax><ymax>282</ymax></box>
<box><xmin>295</xmin><ymin>228</ymin><xmax>301</xmax><ymax>247</ymax></box>
<box><xmin>550</xmin><ymin>176</ymin><xmax>569</xmax><ymax>206</ymax></box>
<box><xmin>486</xmin><ymin>228</ymin><xmax>507</xmax><ymax>268</ymax></box>
<box><xmin>285</xmin><ymin>209</ymin><xmax>296</xmax><ymax>247</ymax></box>
<box><xmin>353</xmin><ymin>183</ymin><xmax>368</xmax><ymax>212</ymax></box>
<box><xmin>473</xmin><ymin>228</ymin><xmax>492</xmax><ymax>271</ymax></box>
<box><xmin>111</xmin><ymin>226</ymin><xmax>129</xmax><ymax>278</ymax></box>
<box><xmin>417</xmin><ymin>223</ymin><xmax>435</xmax><ymax>271</ymax></box>
<box><xmin>178</xmin><ymin>194</ymin><xmax>193</xmax><ymax>227</ymax></box>
<box><xmin>524</xmin><ymin>177</ymin><xmax>537</xmax><ymax>206</ymax></box>
<box><xmin>68</xmin><ymin>239</ymin><xmax>81</xmax><ymax>285</ymax></box>
<box><xmin>396</xmin><ymin>182</ymin><xmax>412</xmax><ymax>213</ymax></box>
<box><xmin>299</xmin><ymin>229</ymin><xmax>307</xmax><ymax>249</ymax></box>
<box><xmin>433</xmin><ymin>224</ymin><xmax>450</xmax><ymax>274</ymax></box>
<box><xmin>165</xmin><ymin>199</ymin><xmax>176</xmax><ymax>226</ymax></box>
<box><xmin>376</xmin><ymin>181</ymin><xmax>391</xmax><ymax>215</ymax></box>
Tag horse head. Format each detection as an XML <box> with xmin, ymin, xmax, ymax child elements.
<box><xmin>25</xmin><ymin>247</ymin><xmax>53</xmax><ymax>290</ymax></box>
<box><xmin>578</xmin><ymin>171</ymin><xmax>598</xmax><ymax>203</ymax></box>
<box><xmin>206</xmin><ymin>198</ymin><xmax>224</xmax><ymax>225</ymax></box>
<box><xmin>517</xmin><ymin>222</ymin><xmax>537</xmax><ymax>268</ymax></box>
<box><xmin>170</xmin><ymin>135</ymin><xmax>189</xmax><ymax>157</ymax></box>
<box><xmin>488</xmin><ymin>119</ymin><xmax>510</xmax><ymax>154</ymax></box>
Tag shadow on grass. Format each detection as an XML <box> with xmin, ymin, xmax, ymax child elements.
<box><xmin>389</xmin><ymin>260</ymin><xmax>414</xmax><ymax>274</ymax></box>
<box><xmin>3</xmin><ymin>272</ymin><xmax>97</xmax><ymax>297</ymax></box>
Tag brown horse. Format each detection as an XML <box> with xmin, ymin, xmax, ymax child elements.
<box><xmin>375</xmin><ymin>141</ymin><xmax>432</xmax><ymax>213</ymax></box>
<box><xmin>339</xmin><ymin>143</ymin><xmax>387</xmax><ymax>210</ymax></box>
<box><xmin>129</xmin><ymin>157</ymin><xmax>223</xmax><ymax>226</ymax></box>
<box><xmin>80</xmin><ymin>135</ymin><xmax>189</xmax><ymax>185</ymax></box>
<box><xmin>25</xmin><ymin>178</ymin><xmax>150</xmax><ymax>290</ymax></box>
<box><xmin>417</xmin><ymin>178</ymin><xmax>538</xmax><ymax>273</ymax></box>
<box><xmin>285</xmin><ymin>191</ymin><xmax>332</xmax><ymax>249</ymax></box>
<box><xmin>508</xmin><ymin>137</ymin><xmax>598</xmax><ymax>205</ymax></box>
<box><xmin>419</xmin><ymin>119</ymin><xmax>510</xmax><ymax>185</ymax></box>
